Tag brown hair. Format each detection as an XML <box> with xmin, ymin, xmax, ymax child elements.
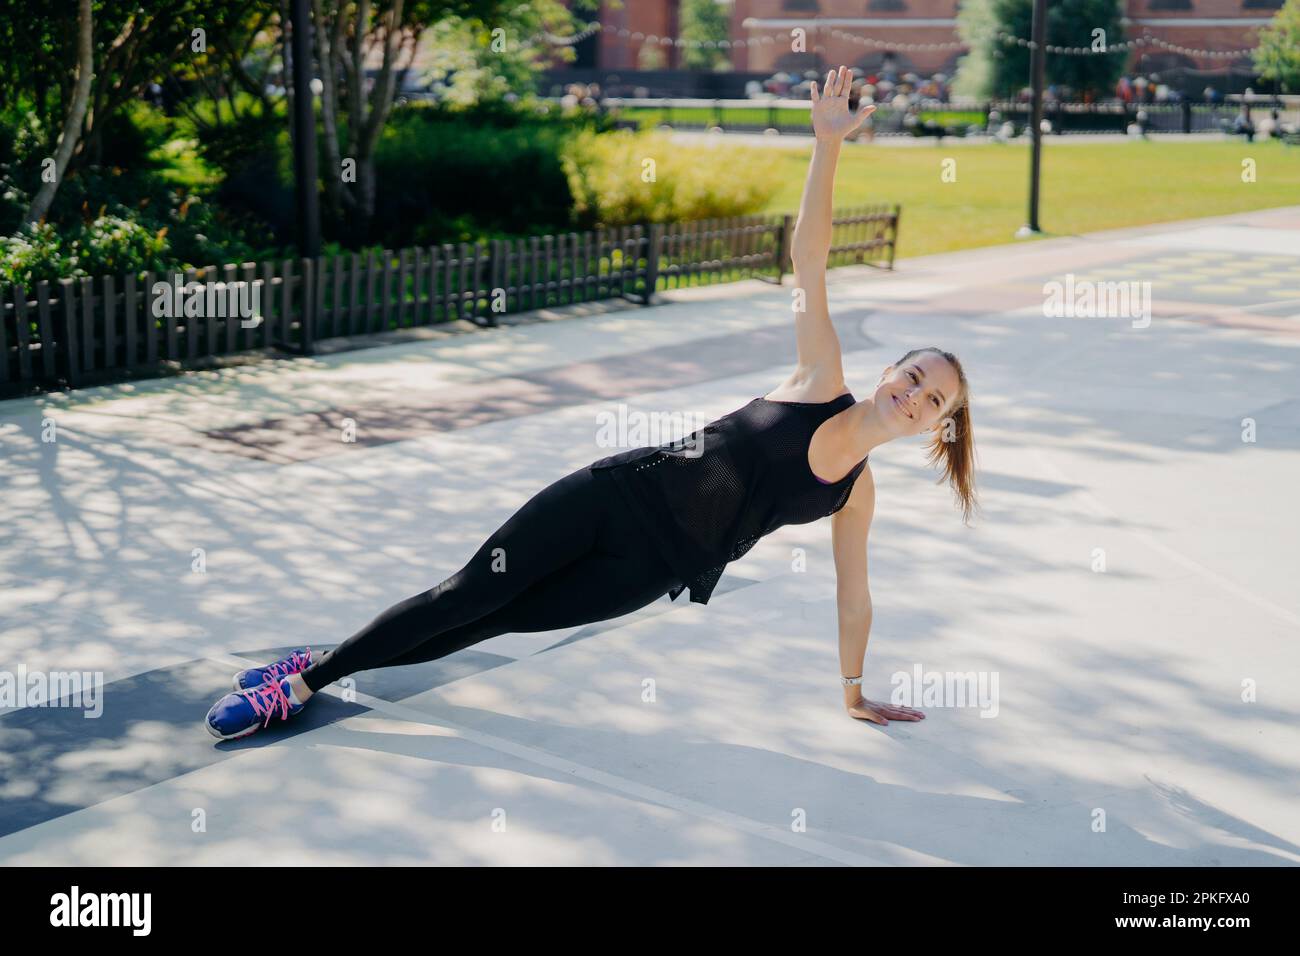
<box><xmin>893</xmin><ymin>347</ymin><xmax>979</xmax><ymax>525</ymax></box>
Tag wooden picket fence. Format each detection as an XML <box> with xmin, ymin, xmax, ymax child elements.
<box><xmin>0</xmin><ymin>205</ymin><xmax>899</xmax><ymax>395</ymax></box>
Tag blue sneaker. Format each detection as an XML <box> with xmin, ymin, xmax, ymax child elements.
<box><xmin>205</xmin><ymin>677</ymin><xmax>308</xmax><ymax>741</ymax></box>
<box><xmin>233</xmin><ymin>647</ymin><xmax>313</xmax><ymax>691</ymax></box>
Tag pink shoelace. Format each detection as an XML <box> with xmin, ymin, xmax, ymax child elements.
<box><xmin>242</xmin><ymin>677</ymin><xmax>296</xmax><ymax>728</ymax></box>
<box><xmin>264</xmin><ymin>647</ymin><xmax>312</xmax><ymax>681</ymax></box>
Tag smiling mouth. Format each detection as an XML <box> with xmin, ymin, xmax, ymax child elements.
<box><xmin>893</xmin><ymin>394</ymin><xmax>913</xmax><ymax>421</ymax></box>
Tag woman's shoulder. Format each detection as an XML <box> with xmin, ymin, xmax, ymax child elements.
<box><xmin>763</xmin><ymin>367</ymin><xmax>850</xmax><ymax>404</ymax></box>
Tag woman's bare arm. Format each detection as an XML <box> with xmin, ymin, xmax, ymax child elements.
<box><xmin>780</xmin><ymin>67</ymin><xmax>875</xmax><ymax>398</ymax></box>
<box><xmin>831</xmin><ymin>468</ymin><xmax>875</xmax><ymax>705</ymax></box>
<box><xmin>832</xmin><ymin>470</ymin><xmax>925</xmax><ymax>724</ymax></box>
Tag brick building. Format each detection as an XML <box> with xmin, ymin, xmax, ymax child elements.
<box><xmin>566</xmin><ymin>1</ymin><xmax>1278</xmax><ymax>82</ymax></box>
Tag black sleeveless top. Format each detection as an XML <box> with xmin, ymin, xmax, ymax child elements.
<box><xmin>590</xmin><ymin>393</ymin><xmax>869</xmax><ymax>605</ymax></box>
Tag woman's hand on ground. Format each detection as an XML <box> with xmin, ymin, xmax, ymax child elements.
<box><xmin>846</xmin><ymin>696</ymin><xmax>926</xmax><ymax>724</ymax></box>
<box><xmin>811</xmin><ymin>65</ymin><xmax>876</xmax><ymax>141</ymax></box>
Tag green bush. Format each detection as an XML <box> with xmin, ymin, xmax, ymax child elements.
<box><xmin>365</xmin><ymin>102</ymin><xmax>607</xmax><ymax>246</ymax></box>
<box><xmin>0</xmin><ymin>216</ymin><xmax>169</xmax><ymax>286</ymax></box>
<box><xmin>76</xmin><ymin>214</ymin><xmax>170</xmax><ymax>276</ymax></box>
<box><xmin>0</xmin><ymin>222</ymin><xmax>74</xmax><ymax>286</ymax></box>
<box><xmin>192</xmin><ymin>100</ymin><xmax>285</xmax><ymax>176</ymax></box>
<box><xmin>0</xmin><ymin>105</ymin><xmax>42</xmax><ymax>235</ymax></box>
<box><xmin>0</xmin><ymin>101</ymin><xmax>277</xmax><ymax>283</ymax></box>
<box><xmin>561</xmin><ymin>128</ymin><xmax>784</xmax><ymax>227</ymax></box>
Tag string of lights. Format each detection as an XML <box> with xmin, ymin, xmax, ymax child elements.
<box><xmin>828</xmin><ymin>26</ymin><xmax>1255</xmax><ymax>59</ymax></box>
<box><xmin>535</xmin><ymin>21</ymin><xmax>604</xmax><ymax>47</ymax></box>
<box><xmin>523</xmin><ymin>20</ymin><xmax>1260</xmax><ymax>61</ymax></box>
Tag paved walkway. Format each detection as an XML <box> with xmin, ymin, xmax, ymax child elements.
<box><xmin>1</xmin><ymin>206</ymin><xmax>1298</xmax><ymax>865</ymax></box>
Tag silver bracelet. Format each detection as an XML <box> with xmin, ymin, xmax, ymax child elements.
<box><xmin>840</xmin><ymin>675</ymin><xmax>863</xmax><ymax>686</ymax></box>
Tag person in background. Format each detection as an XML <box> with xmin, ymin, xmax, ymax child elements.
<box><xmin>1233</xmin><ymin>107</ymin><xmax>1256</xmax><ymax>142</ymax></box>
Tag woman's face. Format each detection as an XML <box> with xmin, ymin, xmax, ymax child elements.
<box><xmin>874</xmin><ymin>352</ymin><xmax>961</xmax><ymax>437</ymax></box>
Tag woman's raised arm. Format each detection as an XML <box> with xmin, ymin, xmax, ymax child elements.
<box><xmin>783</xmin><ymin>66</ymin><xmax>875</xmax><ymax>395</ymax></box>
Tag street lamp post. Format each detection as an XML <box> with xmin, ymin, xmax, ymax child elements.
<box><xmin>1017</xmin><ymin>0</ymin><xmax>1049</xmax><ymax>238</ymax></box>
<box><xmin>289</xmin><ymin>0</ymin><xmax>320</xmax><ymax>259</ymax></box>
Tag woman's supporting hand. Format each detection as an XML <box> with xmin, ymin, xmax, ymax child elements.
<box><xmin>846</xmin><ymin>696</ymin><xmax>926</xmax><ymax>725</ymax></box>
<box><xmin>810</xmin><ymin>65</ymin><xmax>876</xmax><ymax>142</ymax></box>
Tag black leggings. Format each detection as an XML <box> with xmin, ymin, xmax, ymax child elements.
<box><xmin>300</xmin><ymin>465</ymin><xmax>681</xmax><ymax>692</ymax></box>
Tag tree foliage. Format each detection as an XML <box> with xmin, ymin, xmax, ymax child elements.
<box><xmin>680</xmin><ymin>0</ymin><xmax>732</xmax><ymax>72</ymax></box>
<box><xmin>0</xmin><ymin>1</ymin><xmax>596</xmax><ymax>248</ymax></box>
<box><xmin>305</xmin><ymin>0</ymin><xmax>586</xmax><ymax>240</ymax></box>
<box><xmin>1254</xmin><ymin>0</ymin><xmax>1300</xmax><ymax>92</ymax></box>
<box><xmin>956</xmin><ymin>0</ymin><xmax>1128</xmax><ymax>98</ymax></box>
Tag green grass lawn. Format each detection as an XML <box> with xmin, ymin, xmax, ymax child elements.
<box><xmin>623</xmin><ymin>106</ymin><xmax>810</xmax><ymax>129</ymax></box>
<box><xmin>753</xmin><ymin>138</ymin><xmax>1300</xmax><ymax>259</ymax></box>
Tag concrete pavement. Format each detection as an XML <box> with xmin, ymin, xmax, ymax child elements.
<box><xmin>2</xmin><ymin>205</ymin><xmax>1298</xmax><ymax>865</ymax></box>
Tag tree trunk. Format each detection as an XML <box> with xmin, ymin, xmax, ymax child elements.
<box><xmin>351</xmin><ymin>0</ymin><xmax>405</xmax><ymax>235</ymax></box>
<box><xmin>25</xmin><ymin>0</ymin><xmax>93</xmax><ymax>225</ymax></box>
<box><xmin>314</xmin><ymin>0</ymin><xmax>348</xmax><ymax>225</ymax></box>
